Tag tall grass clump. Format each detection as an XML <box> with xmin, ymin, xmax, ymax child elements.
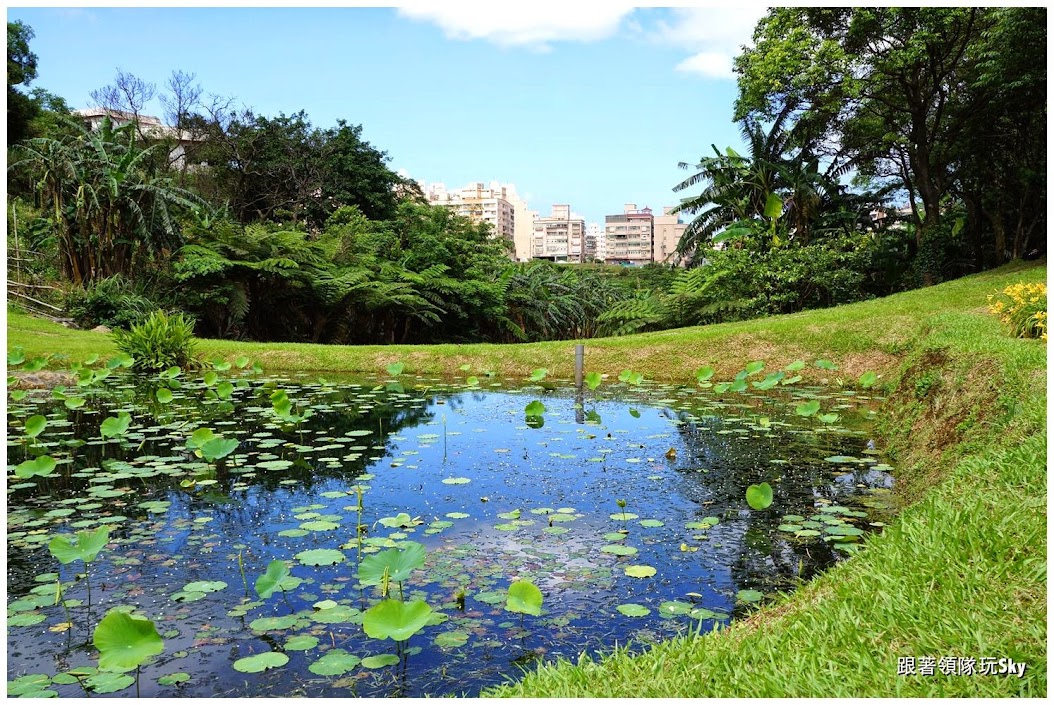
<box><xmin>111</xmin><ymin>310</ymin><xmax>200</xmax><ymax>372</ymax></box>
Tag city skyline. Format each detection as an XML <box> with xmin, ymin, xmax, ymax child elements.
<box><xmin>6</xmin><ymin>4</ymin><xmax>764</xmax><ymax>225</ymax></box>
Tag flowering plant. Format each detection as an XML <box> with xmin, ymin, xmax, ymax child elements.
<box><xmin>988</xmin><ymin>282</ymin><xmax>1046</xmax><ymax>342</ymax></box>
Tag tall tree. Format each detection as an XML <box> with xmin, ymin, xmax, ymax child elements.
<box><xmin>7</xmin><ymin>20</ymin><xmax>39</xmax><ymax>145</ymax></box>
<box><xmin>733</xmin><ymin>7</ymin><xmax>1045</xmax><ymax>279</ymax></box>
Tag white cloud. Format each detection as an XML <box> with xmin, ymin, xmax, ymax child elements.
<box><xmin>651</xmin><ymin>6</ymin><xmax>767</xmax><ymax>80</ymax></box>
<box><xmin>674</xmin><ymin>51</ymin><xmax>733</xmax><ymax>79</ymax></box>
<box><xmin>396</xmin><ymin>4</ymin><xmax>637</xmax><ymax>49</ymax></box>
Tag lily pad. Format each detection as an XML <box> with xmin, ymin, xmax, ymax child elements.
<box><xmin>361</xmin><ymin>654</ymin><xmax>399</xmax><ymax>669</ymax></box>
<box><xmin>308</xmin><ymin>649</ymin><xmax>360</xmax><ymax>676</ymax></box>
<box><xmin>616</xmin><ymin>603</ymin><xmax>651</xmax><ymax>617</ymax></box>
<box><xmin>624</xmin><ymin>565</ymin><xmax>656</xmax><ymax>578</ymax></box>
<box><xmin>232</xmin><ymin>652</ymin><xmax>289</xmax><ymax>673</ymax></box>
<box><xmin>296</xmin><ymin>548</ymin><xmax>346</xmax><ymax>566</ymax></box>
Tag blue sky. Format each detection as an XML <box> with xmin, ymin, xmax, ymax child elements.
<box><xmin>8</xmin><ymin>4</ymin><xmax>767</xmax><ymax>225</ymax></box>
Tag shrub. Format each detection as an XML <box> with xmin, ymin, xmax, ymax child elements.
<box><xmin>65</xmin><ymin>275</ymin><xmax>159</xmax><ymax>330</ymax></box>
<box><xmin>988</xmin><ymin>282</ymin><xmax>1047</xmax><ymax>341</ymax></box>
<box><xmin>111</xmin><ymin>310</ymin><xmax>201</xmax><ymax>371</ymax></box>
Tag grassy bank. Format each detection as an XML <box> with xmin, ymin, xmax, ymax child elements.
<box><xmin>6</xmin><ymin>261</ymin><xmax>1047</xmax><ymax>696</ymax></box>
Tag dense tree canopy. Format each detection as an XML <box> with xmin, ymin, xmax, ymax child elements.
<box><xmin>731</xmin><ymin>7</ymin><xmax>1046</xmax><ymax>278</ymax></box>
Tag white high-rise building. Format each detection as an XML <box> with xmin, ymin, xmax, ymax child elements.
<box><xmin>586</xmin><ymin>223</ymin><xmax>604</xmax><ymax>262</ymax></box>
<box><xmin>604</xmin><ymin>204</ymin><xmax>654</xmax><ymax>265</ymax></box>
<box><xmin>532</xmin><ymin>205</ymin><xmax>587</xmax><ymax>262</ymax></box>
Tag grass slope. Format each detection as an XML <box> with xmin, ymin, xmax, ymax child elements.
<box><xmin>5</xmin><ymin>261</ymin><xmax>1047</xmax><ymax>697</ymax></box>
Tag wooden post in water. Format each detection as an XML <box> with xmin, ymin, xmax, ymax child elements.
<box><xmin>574</xmin><ymin>344</ymin><xmax>584</xmax><ymax>389</ymax></box>
<box><xmin>574</xmin><ymin>344</ymin><xmax>586</xmax><ymax>424</ymax></box>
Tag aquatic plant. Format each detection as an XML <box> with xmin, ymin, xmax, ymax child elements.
<box><xmin>48</xmin><ymin>527</ymin><xmax>110</xmax><ymax>610</ymax></box>
<box><xmin>92</xmin><ymin>608</ymin><xmax>164</xmax><ymax>697</ymax></box>
<box><xmin>359</xmin><ymin>542</ymin><xmax>426</xmax><ymax>600</ymax></box>
<box><xmin>745</xmin><ymin>482</ymin><xmax>774</xmax><ymax>511</ymax></box>
<box><xmin>111</xmin><ymin>310</ymin><xmax>200</xmax><ymax>372</ymax></box>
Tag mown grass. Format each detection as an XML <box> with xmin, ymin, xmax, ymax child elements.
<box><xmin>5</xmin><ymin>261</ymin><xmax>1047</xmax><ymax>697</ymax></box>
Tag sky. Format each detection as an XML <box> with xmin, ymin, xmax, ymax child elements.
<box><xmin>7</xmin><ymin>2</ymin><xmax>768</xmax><ymax>225</ymax></box>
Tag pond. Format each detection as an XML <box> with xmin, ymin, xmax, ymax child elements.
<box><xmin>6</xmin><ymin>363</ymin><xmax>897</xmax><ymax>697</ymax></box>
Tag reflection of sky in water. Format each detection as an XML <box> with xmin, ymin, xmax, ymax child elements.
<box><xmin>6</xmin><ymin>379</ymin><xmax>894</xmax><ymax>697</ymax></box>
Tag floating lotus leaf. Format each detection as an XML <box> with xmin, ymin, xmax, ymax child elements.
<box><xmin>600</xmin><ymin>544</ymin><xmax>638</xmax><ymax>556</ymax></box>
<box><xmin>361</xmin><ymin>654</ymin><xmax>399</xmax><ymax>669</ymax></box>
<box><xmin>308</xmin><ymin>648</ymin><xmax>360</xmax><ymax>676</ymax></box>
<box><xmin>616</xmin><ymin>603</ymin><xmax>650</xmax><ymax>617</ymax></box>
<box><xmin>746</xmin><ymin>482</ymin><xmax>773</xmax><ymax>510</ymax></box>
<box><xmin>624</xmin><ymin>565</ymin><xmax>656</xmax><ymax>578</ymax></box>
<box><xmin>283</xmin><ymin>635</ymin><xmax>318</xmax><ymax>651</ymax></box>
<box><xmin>232</xmin><ymin>652</ymin><xmax>288</xmax><ymax>673</ymax></box>
<box><xmin>296</xmin><ymin>548</ymin><xmax>346</xmax><ymax>566</ymax></box>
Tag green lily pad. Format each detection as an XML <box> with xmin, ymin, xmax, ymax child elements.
<box><xmin>308</xmin><ymin>648</ymin><xmax>360</xmax><ymax>676</ymax></box>
<box><xmin>157</xmin><ymin>672</ymin><xmax>191</xmax><ymax>686</ymax></box>
<box><xmin>283</xmin><ymin>635</ymin><xmax>319</xmax><ymax>651</ymax></box>
<box><xmin>600</xmin><ymin>544</ymin><xmax>638</xmax><ymax>556</ymax></box>
<box><xmin>249</xmin><ymin>615</ymin><xmax>299</xmax><ymax>631</ymax></box>
<box><xmin>616</xmin><ymin>603</ymin><xmax>651</xmax><ymax>617</ymax></box>
<box><xmin>86</xmin><ymin>672</ymin><xmax>135</xmax><ymax>694</ymax></box>
<box><xmin>296</xmin><ymin>548</ymin><xmax>346</xmax><ymax>566</ymax></box>
<box><xmin>737</xmin><ymin>589</ymin><xmax>765</xmax><ymax>603</ymax></box>
<box><xmin>745</xmin><ymin>482</ymin><xmax>773</xmax><ymax>510</ymax></box>
<box><xmin>434</xmin><ymin>630</ymin><xmax>470</xmax><ymax>648</ymax></box>
<box><xmin>361</xmin><ymin>654</ymin><xmax>399</xmax><ymax>669</ymax></box>
<box><xmin>624</xmin><ymin>565</ymin><xmax>656</xmax><ymax>578</ymax></box>
<box><xmin>232</xmin><ymin>652</ymin><xmax>289</xmax><ymax>673</ymax></box>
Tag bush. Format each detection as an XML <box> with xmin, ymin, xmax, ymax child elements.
<box><xmin>988</xmin><ymin>282</ymin><xmax>1047</xmax><ymax>341</ymax></box>
<box><xmin>111</xmin><ymin>310</ymin><xmax>201</xmax><ymax>372</ymax></box>
<box><xmin>65</xmin><ymin>276</ymin><xmax>160</xmax><ymax>330</ymax></box>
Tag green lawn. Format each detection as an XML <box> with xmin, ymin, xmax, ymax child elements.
<box><xmin>6</xmin><ymin>260</ymin><xmax>1047</xmax><ymax>697</ymax></box>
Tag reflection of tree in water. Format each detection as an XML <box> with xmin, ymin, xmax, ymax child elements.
<box><xmin>666</xmin><ymin>406</ymin><xmax>887</xmax><ymax>599</ymax></box>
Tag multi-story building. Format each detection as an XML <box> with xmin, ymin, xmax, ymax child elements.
<box><xmin>604</xmin><ymin>204</ymin><xmax>654</xmax><ymax>265</ymax></box>
<box><xmin>73</xmin><ymin>107</ymin><xmax>201</xmax><ymax>169</ymax></box>
<box><xmin>652</xmin><ymin>206</ymin><xmax>688</xmax><ymax>266</ymax></box>
<box><xmin>585</xmin><ymin>223</ymin><xmax>604</xmax><ymax>262</ymax></box>
<box><xmin>532</xmin><ymin>205</ymin><xmax>587</xmax><ymax>262</ymax></box>
<box><xmin>422</xmin><ymin>181</ymin><xmax>517</xmax><ymax>247</ymax></box>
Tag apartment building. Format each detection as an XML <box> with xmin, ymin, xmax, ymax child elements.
<box><xmin>423</xmin><ymin>181</ymin><xmax>517</xmax><ymax>246</ymax></box>
<box><xmin>586</xmin><ymin>223</ymin><xmax>604</xmax><ymax>262</ymax></box>
<box><xmin>652</xmin><ymin>206</ymin><xmax>688</xmax><ymax>266</ymax></box>
<box><xmin>604</xmin><ymin>204</ymin><xmax>654</xmax><ymax>265</ymax></box>
<box><xmin>532</xmin><ymin>205</ymin><xmax>587</xmax><ymax>262</ymax></box>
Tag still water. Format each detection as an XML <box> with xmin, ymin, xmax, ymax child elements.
<box><xmin>6</xmin><ymin>372</ymin><xmax>895</xmax><ymax>697</ymax></box>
